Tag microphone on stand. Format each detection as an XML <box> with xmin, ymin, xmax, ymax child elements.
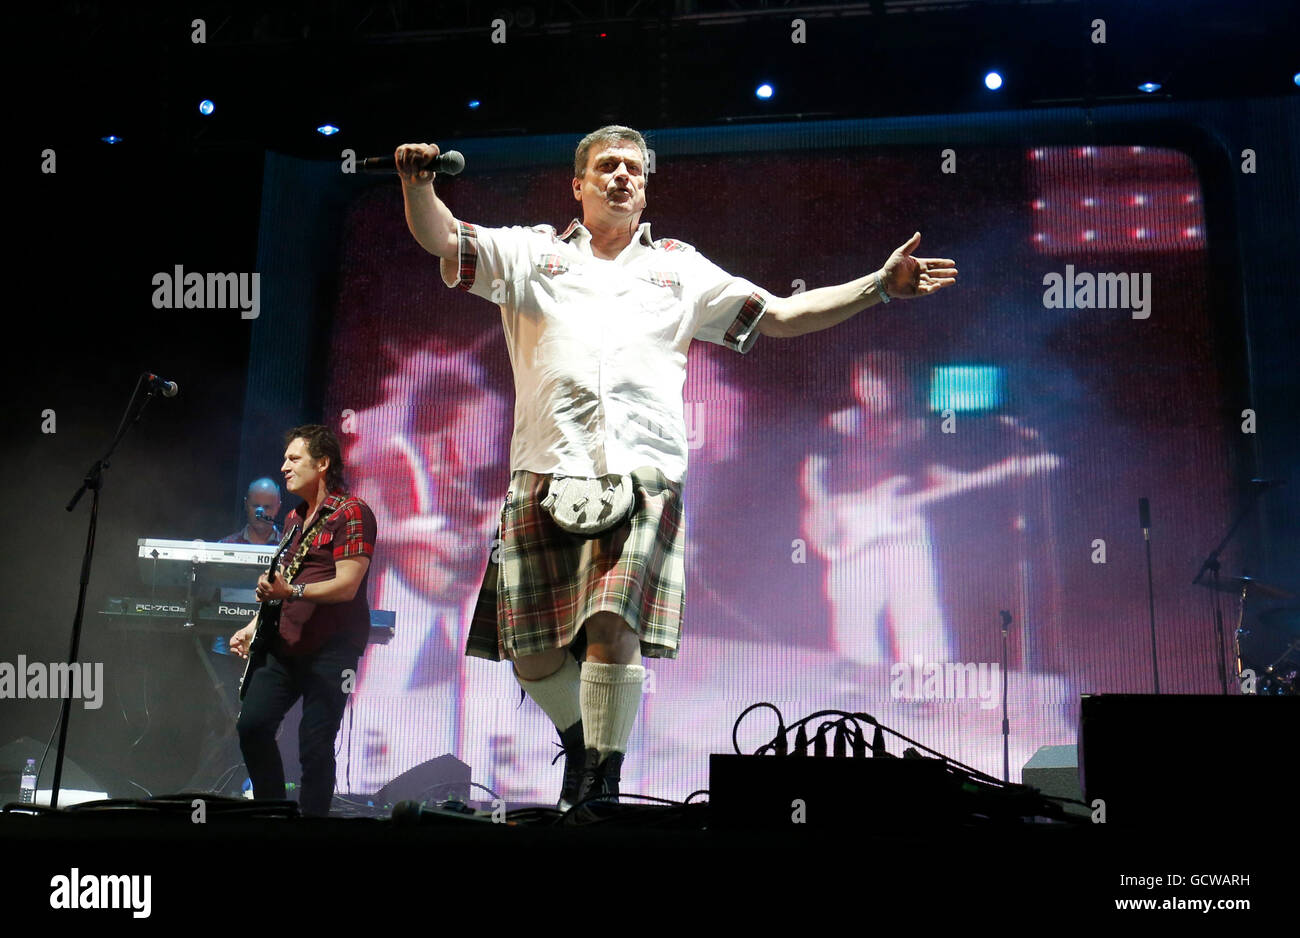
<box><xmin>145</xmin><ymin>373</ymin><xmax>179</xmax><ymax>398</ymax></box>
<box><xmin>999</xmin><ymin>610</ymin><xmax>1012</xmax><ymax>782</ymax></box>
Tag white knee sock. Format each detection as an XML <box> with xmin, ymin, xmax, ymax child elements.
<box><xmin>580</xmin><ymin>661</ymin><xmax>645</xmax><ymax>757</ymax></box>
<box><xmin>515</xmin><ymin>654</ymin><xmax>582</xmax><ymax>732</ymax></box>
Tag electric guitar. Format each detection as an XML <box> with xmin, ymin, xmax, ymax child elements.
<box><xmin>802</xmin><ymin>453</ymin><xmax>1060</xmax><ymax>560</ymax></box>
<box><xmin>238</xmin><ymin>523</ymin><xmax>298</xmax><ymax>700</ymax></box>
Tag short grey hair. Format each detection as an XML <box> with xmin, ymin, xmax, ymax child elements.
<box><xmin>573</xmin><ymin>125</ymin><xmax>649</xmax><ymax>178</ymax></box>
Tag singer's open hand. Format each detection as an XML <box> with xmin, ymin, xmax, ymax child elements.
<box><xmin>395</xmin><ymin>143</ymin><xmax>442</xmax><ymax>185</ymax></box>
<box><xmin>879</xmin><ymin>232</ymin><xmax>958</xmax><ymax>299</ymax></box>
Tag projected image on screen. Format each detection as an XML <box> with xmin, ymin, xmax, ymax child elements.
<box><xmin>297</xmin><ymin>141</ymin><xmax>1231</xmax><ymax>802</ymax></box>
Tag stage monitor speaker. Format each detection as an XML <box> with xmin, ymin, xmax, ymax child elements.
<box><xmin>1079</xmin><ymin>694</ymin><xmax>1297</xmax><ymax>827</ymax></box>
<box><xmin>373</xmin><ymin>754</ymin><xmax>471</xmax><ymax>805</ymax></box>
<box><xmin>1022</xmin><ymin>744</ymin><xmax>1089</xmax><ymax>818</ymax></box>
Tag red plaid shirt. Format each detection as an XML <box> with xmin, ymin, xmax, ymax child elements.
<box><xmin>276</xmin><ymin>490</ymin><xmax>376</xmax><ymax>656</ymax></box>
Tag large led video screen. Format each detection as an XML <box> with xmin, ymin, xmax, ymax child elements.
<box><xmin>252</xmin><ymin>134</ymin><xmax>1234</xmax><ymax>803</ymax></box>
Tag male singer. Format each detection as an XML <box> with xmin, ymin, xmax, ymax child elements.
<box><xmin>396</xmin><ymin>125</ymin><xmax>957</xmax><ymax>811</ymax></box>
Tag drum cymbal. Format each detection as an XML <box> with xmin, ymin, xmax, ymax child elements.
<box><xmin>1199</xmin><ymin>575</ymin><xmax>1294</xmax><ymax>600</ymax></box>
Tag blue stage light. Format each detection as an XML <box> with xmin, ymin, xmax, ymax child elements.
<box><xmin>316</xmin><ymin>124</ymin><xmax>340</xmax><ymax>136</ymax></box>
<box><xmin>984</xmin><ymin>71</ymin><xmax>1003</xmax><ymax>91</ymax></box>
<box><xmin>101</xmin><ymin>135</ymin><xmax>123</xmax><ymax>144</ymax></box>
<box><xmin>1137</xmin><ymin>82</ymin><xmax>1161</xmax><ymax>93</ymax></box>
<box><xmin>755</xmin><ymin>83</ymin><xmax>774</xmax><ymax>100</ymax></box>
<box><xmin>1294</xmin><ymin>72</ymin><xmax>1299</xmax><ymax>87</ymax></box>
<box><xmin>199</xmin><ymin>99</ymin><xmax>215</xmax><ymax>115</ymax></box>
<box><xmin>468</xmin><ymin>99</ymin><xmax>481</xmax><ymax>109</ymax></box>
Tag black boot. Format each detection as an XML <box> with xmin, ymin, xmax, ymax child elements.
<box><xmin>575</xmin><ymin>747</ymin><xmax>624</xmax><ymax>817</ymax></box>
<box><xmin>555</xmin><ymin>721</ymin><xmax>585</xmax><ymax>812</ymax></box>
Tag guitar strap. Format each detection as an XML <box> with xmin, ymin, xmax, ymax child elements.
<box><xmin>281</xmin><ymin>502</ymin><xmax>340</xmax><ymax>584</ymax></box>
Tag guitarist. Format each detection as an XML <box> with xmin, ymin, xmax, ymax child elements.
<box><xmin>230</xmin><ymin>425</ymin><xmax>377</xmax><ymax>816</ymax></box>
<box><xmin>801</xmin><ymin>354</ymin><xmax>1055</xmax><ymax>669</ymax></box>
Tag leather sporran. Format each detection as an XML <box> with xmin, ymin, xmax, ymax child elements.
<box><xmin>540</xmin><ymin>473</ymin><xmax>634</xmax><ymax>538</ymax></box>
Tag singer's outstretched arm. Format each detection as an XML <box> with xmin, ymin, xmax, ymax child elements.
<box><xmin>396</xmin><ymin>143</ymin><xmax>459</xmax><ymax>278</ymax></box>
<box><xmin>758</xmin><ymin>233</ymin><xmax>957</xmax><ymax>338</ymax></box>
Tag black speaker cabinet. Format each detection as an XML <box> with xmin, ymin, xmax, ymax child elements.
<box><xmin>1079</xmin><ymin>694</ymin><xmax>1297</xmax><ymax>828</ymax></box>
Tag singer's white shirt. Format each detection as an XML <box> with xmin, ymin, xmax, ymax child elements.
<box><xmin>443</xmin><ymin>218</ymin><xmax>769</xmax><ymax>483</ymax></box>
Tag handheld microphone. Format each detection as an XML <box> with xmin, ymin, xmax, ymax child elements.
<box><xmin>145</xmin><ymin>373</ymin><xmax>179</xmax><ymax>398</ymax></box>
<box><xmin>360</xmin><ymin>150</ymin><xmax>465</xmax><ymax>176</ymax></box>
<box><xmin>1139</xmin><ymin>497</ymin><xmax>1151</xmax><ymax>541</ymax></box>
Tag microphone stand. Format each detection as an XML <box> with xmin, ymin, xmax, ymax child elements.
<box><xmin>999</xmin><ymin>610</ymin><xmax>1011</xmax><ymax>783</ymax></box>
<box><xmin>1140</xmin><ymin>498</ymin><xmax>1159</xmax><ymax>694</ymax></box>
<box><xmin>54</xmin><ymin>373</ymin><xmax>161</xmax><ymax>808</ymax></box>
<box><xmin>1192</xmin><ymin>484</ymin><xmax>1271</xmax><ymax>696</ymax></box>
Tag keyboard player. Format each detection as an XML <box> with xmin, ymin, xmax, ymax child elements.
<box><xmin>190</xmin><ymin>476</ymin><xmax>284</xmax><ymax>792</ymax></box>
<box><xmin>220</xmin><ymin>477</ymin><xmax>283</xmax><ymax>546</ymax></box>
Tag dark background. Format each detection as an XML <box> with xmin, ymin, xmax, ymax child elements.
<box><xmin>5</xmin><ymin>0</ymin><xmax>1296</xmax><ymax>797</ymax></box>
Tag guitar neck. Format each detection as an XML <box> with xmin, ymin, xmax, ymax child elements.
<box><xmin>903</xmin><ymin>460</ymin><xmax>1024</xmax><ymax>512</ymax></box>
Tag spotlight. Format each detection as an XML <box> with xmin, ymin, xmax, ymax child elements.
<box><xmin>316</xmin><ymin>124</ymin><xmax>340</xmax><ymax>136</ymax></box>
<box><xmin>199</xmin><ymin>99</ymin><xmax>215</xmax><ymax>115</ymax></box>
<box><xmin>755</xmin><ymin>83</ymin><xmax>774</xmax><ymax>100</ymax></box>
<box><xmin>467</xmin><ymin>99</ymin><xmax>481</xmax><ymax>109</ymax></box>
<box><xmin>101</xmin><ymin>135</ymin><xmax>123</xmax><ymax>144</ymax></box>
<box><xmin>1294</xmin><ymin>72</ymin><xmax>1299</xmax><ymax>87</ymax></box>
<box><xmin>984</xmin><ymin>71</ymin><xmax>1003</xmax><ymax>91</ymax></box>
<box><xmin>1137</xmin><ymin>82</ymin><xmax>1161</xmax><ymax>93</ymax></box>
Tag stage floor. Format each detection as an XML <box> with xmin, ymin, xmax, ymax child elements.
<box><xmin>5</xmin><ymin>804</ymin><xmax>1287</xmax><ymax>922</ymax></box>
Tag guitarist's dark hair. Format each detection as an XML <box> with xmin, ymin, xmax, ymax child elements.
<box><xmin>285</xmin><ymin>424</ymin><xmax>347</xmax><ymax>493</ymax></box>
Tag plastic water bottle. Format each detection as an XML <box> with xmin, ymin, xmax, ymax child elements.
<box><xmin>19</xmin><ymin>759</ymin><xmax>37</xmax><ymax>804</ymax></box>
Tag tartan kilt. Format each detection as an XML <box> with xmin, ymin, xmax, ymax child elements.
<box><xmin>466</xmin><ymin>466</ymin><xmax>686</xmax><ymax>661</ymax></box>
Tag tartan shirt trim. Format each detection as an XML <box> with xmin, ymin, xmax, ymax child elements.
<box><xmin>644</xmin><ymin>270</ymin><xmax>682</xmax><ymax>288</ymax></box>
<box><xmin>726</xmin><ymin>291</ymin><xmax>768</xmax><ymax>351</ymax></box>
<box><xmin>558</xmin><ymin>218</ymin><xmax>582</xmax><ymax>241</ymax></box>
<box><xmin>536</xmin><ymin>254</ymin><xmax>569</xmax><ymax>275</ymax></box>
<box><xmin>456</xmin><ymin>220</ymin><xmax>479</xmax><ymax>291</ymax></box>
